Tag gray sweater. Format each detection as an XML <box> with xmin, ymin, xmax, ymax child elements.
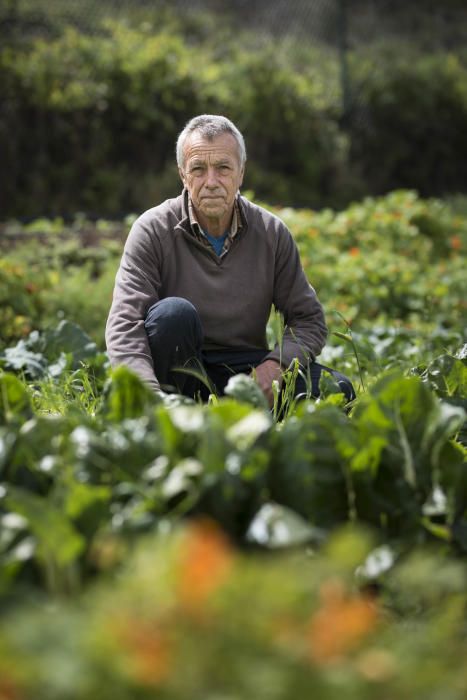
<box><xmin>105</xmin><ymin>191</ymin><xmax>328</xmax><ymax>392</ymax></box>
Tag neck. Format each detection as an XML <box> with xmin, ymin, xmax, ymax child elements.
<box><xmin>196</xmin><ymin>211</ymin><xmax>232</xmax><ymax>238</ymax></box>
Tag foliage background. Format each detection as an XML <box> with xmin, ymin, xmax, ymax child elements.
<box><xmin>1</xmin><ymin>0</ymin><xmax>467</xmax><ymax>218</ymax></box>
<box><xmin>0</xmin><ymin>3</ymin><xmax>467</xmax><ymax>697</ymax></box>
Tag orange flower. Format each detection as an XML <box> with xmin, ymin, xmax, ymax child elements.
<box><xmin>0</xmin><ymin>677</ymin><xmax>22</xmax><ymax>700</ymax></box>
<box><xmin>450</xmin><ymin>235</ymin><xmax>462</xmax><ymax>251</ymax></box>
<box><xmin>307</xmin><ymin>579</ymin><xmax>378</xmax><ymax>665</ymax></box>
<box><xmin>349</xmin><ymin>247</ymin><xmax>360</xmax><ymax>257</ymax></box>
<box><xmin>114</xmin><ymin>617</ymin><xmax>172</xmax><ymax>688</ymax></box>
<box><xmin>176</xmin><ymin>519</ymin><xmax>233</xmax><ymax>613</ymax></box>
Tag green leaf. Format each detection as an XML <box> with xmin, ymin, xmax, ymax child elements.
<box><xmin>325</xmin><ymin>525</ymin><xmax>376</xmax><ymax>570</ymax></box>
<box><xmin>421</xmin><ymin>354</ymin><xmax>467</xmax><ymax>398</ymax></box>
<box><xmin>268</xmin><ymin>404</ymin><xmax>352</xmax><ymax>528</ymax></box>
<box><xmin>4</xmin><ymin>415</ymin><xmax>73</xmax><ymax>482</ymax></box>
<box><xmin>183</xmin><ymin>403</ymin><xmax>271</xmax><ymax>540</ymax></box>
<box><xmin>2</xmin><ymin>344</ymin><xmax>48</xmax><ymax>379</ymax></box>
<box><xmin>70</xmin><ymin>418</ymin><xmax>162</xmax><ymax>480</ymax></box>
<box><xmin>226</xmin><ymin>410</ymin><xmax>271</xmax><ymax>451</ymax></box>
<box><xmin>5</xmin><ymin>486</ymin><xmax>85</xmax><ymax>568</ymax></box>
<box><xmin>421</xmin><ymin>518</ymin><xmax>451</xmax><ymax>541</ymax></box>
<box><xmin>224</xmin><ymin>373</ymin><xmax>269</xmax><ymax>409</ymax></box>
<box><xmin>155</xmin><ymin>406</ymin><xmax>202</xmax><ymax>465</ymax></box>
<box><xmin>0</xmin><ymin>373</ymin><xmax>33</xmax><ymax>425</ymax></box>
<box><xmin>351</xmin><ymin>372</ymin><xmax>465</xmax><ymax>538</ymax></box>
<box><xmin>64</xmin><ymin>480</ymin><xmax>111</xmax><ymax>521</ymax></box>
<box><xmin>1</xmin><ymin>321</ymin><xmax>101</xmax><ymax>378</ymax></box>
<box><xmin>42</xmin><ymin>320</ymin><xmax>98</xmax><ymax>366</ymax></box>
<box><xmin>333</xmin><ymin>331</ymin><xmax>353</xmax><ymax>343</ymax></box>
<box><xmin>190</xmin><ymin>469</ymin><xmax>264</xmax><ymax>541</ymax></box>
<box><xmin>246</xmin><ymin>502</ymin><xmax>325</xmax><ymax>549</ymax></box>
<box><xmin>196</xmin><ymin>401</ymin><xmax>260</xmax><ymax>475</ymax></box>
<box><xmin>102</xmin><ymin>366</ymin><xmax>158</xmax><ymax>421</ymax></box>
<box><xmin>162</xmin><ymin>458</ymin><xmax>203</xmax><ymax>500</ymax></box>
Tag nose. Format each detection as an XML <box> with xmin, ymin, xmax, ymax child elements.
<box><xmin>205</xmin><ymin>167</ymin><xmax>219</xmax><ymax>188</ymax></box>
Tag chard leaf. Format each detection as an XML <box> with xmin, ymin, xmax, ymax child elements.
<box><xmin>0</xmin><ymin>373</ymin><xmax>33</xmax><ymax>425</ymax></box>
<box><xmin>2</xmin><ymin>344</ymin><xmax>47</xmax><ymax>379</ymax></box>
<box><xmin>268</xmin><ymin>404</ymin><xmax>352</xmax><ymax>528</ymax></box>
<box><xmin>224</xmin><ymin>373</ymin><xmax>269</xmax><ymax>409</ymax></box>
<box><xmin>351</xmin><ymin>372</ymin><xmax>466</xmax><ymax>538</ymax></box>
<box><xmin>102</xmin><ymin>366</ymin><xmax>158</xmax><ymax>421</ymax></box>
<box><xmin>246</xmin><ymin>502</ymin><xmax>325</xmax><ymax>548</ymax></box>
<box><xmin>42</xmin><ymin>320</ymin><xmax>97</xmax><ymax>365</ymax></box>
<box><xmin>421</xmin><ymin>354</ymin><xmax>467</xmax><ymax>398</ymax></box>
<box><xmin>5</xmin><ymin>486</ymin><xmax>84</xmax><ymax>567</ymax></box>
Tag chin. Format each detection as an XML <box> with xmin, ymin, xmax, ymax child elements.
<box><xmin>202</xmin><ymin>206</ymin><xmax>224</xmax><ymax>217</ymax></box>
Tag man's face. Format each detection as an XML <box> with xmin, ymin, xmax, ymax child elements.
<box><xmin>179</xmin><ymin>132</ymin><xmax>244</xmax><ymax>229</ymax></box>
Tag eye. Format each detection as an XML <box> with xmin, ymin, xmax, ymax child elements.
<box><xmin>189</xmin><ymin>164</ymin><xmax>205</xmax><ymax>174</ymax></box>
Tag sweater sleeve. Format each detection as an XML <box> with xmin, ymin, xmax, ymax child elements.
<box><xmin>105</xmin><ymin>214</ymin><xmax>162</xmax><ymax>392</ymax></box>
<box><xmin>265</xmin><ymin>222</ymin><xmax>328</xmax><ymax>368</ymax></box>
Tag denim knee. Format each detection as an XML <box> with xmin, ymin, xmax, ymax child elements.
<box><xmin>143</xmin><ymin>297</ymin><xmax>204</xmax><ymax>393</ymax></box>
<box><xmin>144</xmin><ymin>297</ymin><xmax>203</xmax><ymax>343</ymax></box>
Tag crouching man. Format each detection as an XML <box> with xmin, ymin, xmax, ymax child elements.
<box><xmin>105</xmin><ymin>114</ymin><xmax>354</xmax><ymax>405</ymax></box>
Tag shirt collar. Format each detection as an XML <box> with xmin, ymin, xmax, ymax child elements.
<box><xmin>187</xmin><ymin>195</ymin><xmax>242</xmax><ymax>240</ymax></box>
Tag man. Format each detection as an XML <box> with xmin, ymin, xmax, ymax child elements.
<box><xmin>105</xmin><ymin>114</ymin><xmax>354</xmax><ymax>406</ymax></box>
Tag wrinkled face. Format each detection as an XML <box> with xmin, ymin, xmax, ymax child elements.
<box><xmin>179</xmin><ymin>132</ymin><xmax>244</xmax><ymax>227</ymax></box>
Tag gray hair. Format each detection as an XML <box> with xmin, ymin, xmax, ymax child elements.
<box><xmin>176</xmin><ymin>114</ymin><xmax>247</xmax><ymax>170</ymax></box>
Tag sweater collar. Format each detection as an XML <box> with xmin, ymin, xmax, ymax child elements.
<box><xmin>187</xmin><ymin>194</ymin><xmax>242</xmax><ymax>240</ymax></box>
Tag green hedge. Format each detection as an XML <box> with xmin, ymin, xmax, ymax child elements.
<box><xmin>0</xmin><ymin>24</ymin><xmax>202</xmax><ymax>216</ymax></box>
<box><xmin>1</xmin><ymin>22</ymin><xmax>467</xmax><ymax>218</ymax></box>
<box><xmin>0</xmin><ymin>22</ymin><xmax>349</xmax><ymax>217</ymax></box>
<box><xmin>199</xmin><ymin>46</ymin><xmax>350</xmax><ymax>207</ymax></box>
<box><xmin>350</xmin><ymin>51</ymin><xmax>467</xmax><ymax>198</ymax></box>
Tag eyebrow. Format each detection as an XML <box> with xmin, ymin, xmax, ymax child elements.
<box><xmin>188</xmin><ymin>158</ymin><xmax>233</xmax><ymax>169</ymax></box>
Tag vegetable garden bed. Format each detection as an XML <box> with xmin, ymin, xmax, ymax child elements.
<box><xmin>0</xmin><ymin>190</ymin><xmax>465</xmax><ymax>698</ymax></box>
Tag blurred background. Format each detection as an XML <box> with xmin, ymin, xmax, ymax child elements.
<box><xmin>1</xmin><ymin>0</ymin><xmax>467</xmax><ymax>219</ymax></box>
<box><xmin>0</xmin><ymin>15</ymin><xmax>466</xmax><ymax>693</ymax></box>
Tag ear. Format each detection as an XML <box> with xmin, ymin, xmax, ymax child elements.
<box><xmin>179</xmin><ymin>167</ymin><xmax>187</xmax><ymax>187</ymax></box>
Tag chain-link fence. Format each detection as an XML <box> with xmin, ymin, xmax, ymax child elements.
<box><xmin>3</xmin><ymin>0</ymin><xmax>466</xmax><ymax>114</ymax></box>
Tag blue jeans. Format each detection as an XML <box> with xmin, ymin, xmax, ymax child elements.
<box><xmin>144</xmin><ymin>297</ymin><xmax>356</xmax><ymax>403</ymax></box>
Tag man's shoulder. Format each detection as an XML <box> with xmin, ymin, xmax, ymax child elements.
<box><xmin>136</xmin><ymin>193</ymin><xmax>185</xmax><ymax>229</ymax></box>
<box><xmin>239</xmin><ymin>196</ymin><xmax>289</xmax><ymax>235</ymax></box>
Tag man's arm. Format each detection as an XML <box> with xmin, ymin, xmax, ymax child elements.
<box><xmin>254</xmin><ymin>359</ymin><xmax>283</xmax><ymax>408</ymax></box>
<box><xmin>265</xmin><ymin>221</ymin><xmax>328</xmax><ymax>368</ymax></box>
<box><xmin>251</xmin><ymin>218</ymin><xmax>327</xmax><ymax>406</ymax></box>
<box><xmin>105</xmin><ymin>215</ymin><xmax>162</xmax><ymax>392</ymax></box>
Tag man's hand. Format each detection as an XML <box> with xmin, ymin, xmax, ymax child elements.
<box><xmin>253</xmin><ymin>359</ymin><xmax>283</xmax><ymax>408</ymax></box>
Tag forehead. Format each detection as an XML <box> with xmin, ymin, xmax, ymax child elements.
<box><xmin>183</xmin><ymin>132</ymin><xmax>241</xmax><ymax>163</ymax></box>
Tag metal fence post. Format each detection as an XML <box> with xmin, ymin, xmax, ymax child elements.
<box><xmin>337</xmin><ymin>0</ymin><xmax>351</xmax><ymax>125</ymax></box>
